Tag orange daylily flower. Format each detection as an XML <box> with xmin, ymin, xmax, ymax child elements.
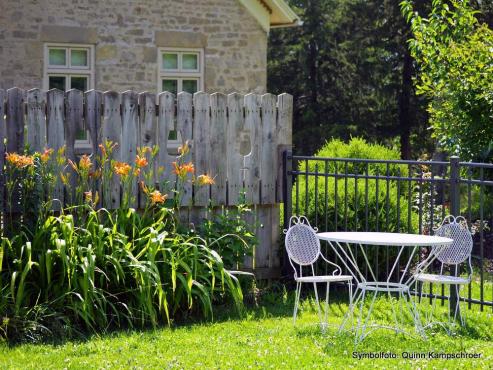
<box><xmin>172</xmin><ymin>161</ymin><xmax>195</xmax><ymax>178</ymax></box>
<box><xmin>79</xmin><ymin>155</ymin><xmax>92</xmax><ymax>171</ymax></box>
<box><xmin>135</xmin><ymin>155</ymin><xmax>148</xmax><ymax>168</ymax></box>
<box><xmin>113</xmin><ymin>161</ymin><xmax>132</xmax><ymax>178</ymax></box>
<box><xmin>6</xmin><ymin>153</ymin><xmax>35</xmax><ymax>168</ymax></box>
<box><xmin>196</xmin><ymin>174</ymin><xmax>215</xmax><ymax>186</ymax></box>
<box><xmin>149</xmin><ymin>190</ymin><xmax>167</xmax><ymax>205</ymax></box>
<box><xmin>40</xmin><ymin>148</ymin><xmax>54</xmax><ymax>163</ymax></box>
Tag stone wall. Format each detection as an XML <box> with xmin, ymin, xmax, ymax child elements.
<box><xmin>0</xmin><ymin>0</ymin><xmax>267</xmax><ymax>93</ymax></box>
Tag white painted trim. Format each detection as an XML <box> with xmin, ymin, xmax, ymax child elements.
<box><xmin>43</xmin><ymin>43</ymin><xmax>95</xmax><ymax>149</ymax></box>
<box><xmin>43</xmin><ymin>43</ymin><xmax>95</xmax><ymax>91</ymax></box>
<box><xmin>157</xmin><ymin>47</ymin><xmax>204</xmax><ymax>149</ymax></box>
<box><xmin>238</xmin><ymin>0</ymin><xmax>301</xmax><ymax>31</ymax></box>
<box><xmin>157</xmin><ymin>47</ymin><xmax>204</xmax><ymax>92</ymax></box>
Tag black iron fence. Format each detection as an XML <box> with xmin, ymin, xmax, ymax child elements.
<box><xmin>282</xmin><ymin>150</ymin><xmax>493</xmax><ymax>311</ymax></box>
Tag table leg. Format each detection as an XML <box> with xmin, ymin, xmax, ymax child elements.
<box><xmin>339</xmin><ymin>285</ymin><xmax>361</xmax><ymax>333</ymax></box>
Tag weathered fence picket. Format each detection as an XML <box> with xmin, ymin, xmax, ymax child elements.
<box><xmin>157</xmin><ymin>91</ymin><xmax>174</xmax><ymax>196</ymax></box>
<box><xmin>0</xmin><ymin>88</ymin><xmax>293</xmax><ymax>278</ymax></box>
<box><xmin>102</xmin><ymin>91</ymin><xmax>122</xmax><ymax>209</ymax></box>
<box><xmin>65</xmin><ymin>89</ymin><xmax>83</xmax><ymax>201</ymax></box>
<box><xmin>193</xmin><ymin>91</ymin><xmax>210</xmax><ymax>206</ymax></box>
<box><xmin>244</xmin><ymin>93</ymin><xmax>261</xmax><ymax>204</ymax></box>
<box><xmin>226</xmin><ymin>93</ymin><xmax>244</xmax><ymax>206</ymax></box>
<box><xmin>26</xmin><ymin>88</ymin><xmax>46</xmax><ymax>152</ymax></box>
<box><xmin>260</xmin><ymin>93</ymin><xmax>277</xmax><ymax>204</ymax></box>
<box><xmin>121</xmin><ymin>90</ymin><xmax>139</xmax><ymax>208</ymax></box>
<box><xmin>177</xmin><ymin>92</ymin><xmax>193</xmax><ymax>206</ymax></box>
<box><xmin>46</xmin><ymin>88</ymin><xmax>65</xmax><ymax>209</ymax></box>
<box><xmin>6</xmin><ymin>87</ymin><xmax>24</xmax><ymax>154</ymax></box>
<box><xmin>84</xmin><ymin>90</ymin><xmax>103</xmax><ymax>166</ymax></box>
<box><xmin>276</xmin><ymin>93</ymin><xmax>293</xmax><ymax>203</ymax></box>
<box><xmin>209</xmin><ymin>93</ymin><xmax>227</xmax><ymax>205</ymax></box>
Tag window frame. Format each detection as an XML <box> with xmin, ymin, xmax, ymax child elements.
<box><xmin>158</xmin><ymin>47</ymin><xmax>204</xmax><ymax>150</ymax></box>
<box><xmin>43</xmin><ymin>43</ymin><xmax>95</xmax><ymax>149</ymax></box>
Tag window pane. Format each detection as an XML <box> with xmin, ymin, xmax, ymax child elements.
<box><xmin>71</xmin><ymin>49</ymin><xmax>88</xmax><ymax>67</ymax></box>
<box><xmin>70</xmin><ymin>76</ymin><xmax>88</xmax><ymax>91</ymax></box>
<box><xmin>168</xmin><ymin>130</ymin><xmax>178</xmax><ymax>141</ymax></box>
<box><xmin>162</xmin><ymin>53</ymin><xmax>178</xmax><ymax>70</ymax></box>
<box><xmin>49</xmin><ymin>76</ymin><xmax>66</xmax><ymax>90</ymax></box>
<box><xmin>162</xmin><ymin>79</ymin><xmax>177</xmax><ymax>95</ymax></box>
<box><xmin>182</xmin><ymin>80</ymin><xmax>198</xmax><ymax>94</ymax></box>
<box><xmin>76</xmin><ymin>127</ymin><xmax>88</xmax><ymax>141</ymax></box>
<box><xmin>182</xmin><ymin>54</ymin><xmax>198</xmax><ymax>70</ymax></box>
<box><xmin>49</xmin><ymin>49</ymin><xmax>66</xmax><ymax>66</ymax></box>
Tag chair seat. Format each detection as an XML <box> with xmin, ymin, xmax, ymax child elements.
<box><xmin>415</xmin><ymin>273</ymin><xmax>470</xmax><ymax>285</ymax></box>
<box><xmin>295</xmin><ymin>275</ymin><xmax>352</xmax><ymax>283</ymax></box>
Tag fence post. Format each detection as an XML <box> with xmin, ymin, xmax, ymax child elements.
<box><xmin>282</xmin><ymin>149</ymin><xmax>293</xmax><ymax>276</ymax></box>
<box><xmin>449</xmin><ymin>155</ymin><xmax>460</xmax><ymax>317</ymax></box>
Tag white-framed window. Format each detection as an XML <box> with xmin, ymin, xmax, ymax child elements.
<box><xmin>43</xmin><ymin>43</ymin><xmax>95</xmax><ymax>148</ymax></box>
<box><xmin>158</xmin><ymin>48</ymin><xmax>204</xmax><ymax>147</ymax></box>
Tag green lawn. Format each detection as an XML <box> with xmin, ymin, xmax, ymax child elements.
<box><xmin>1</xmin><ymin>289</ymin><xmax>492</xmax><ymax>369</ymax></box>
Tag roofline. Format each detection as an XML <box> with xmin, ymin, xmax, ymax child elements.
<box><xmin>239</xmin><ymin>0</ymin><xmax>301</xmax><ymax>32</ymax></box>
<box><xmin>267</xmin><ymin>0</ymin><xmax>301</xmax><ymax>28</ymax></box>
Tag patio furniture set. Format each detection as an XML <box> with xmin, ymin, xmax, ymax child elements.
<box><xmin>284</xmin><ymin>215</ymin><xmax>473</xmax><ymax>343</ymax></box>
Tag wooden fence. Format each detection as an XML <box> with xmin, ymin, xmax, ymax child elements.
<box><xmin>0</xmin><ymin>87</ymin><xmax>293</xmax><ymax>278</ymax></box>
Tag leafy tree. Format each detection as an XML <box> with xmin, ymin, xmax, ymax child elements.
<box><xmin>402</xmin><ymin>0</ymin><xmax>493</xmax><ymax>161</ymax></box>
<box><xmin>268</xmin><ymin>0</ymin><xmax>430</xmax><ymax>158</ymax></box>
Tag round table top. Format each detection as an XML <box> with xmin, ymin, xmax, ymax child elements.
<box><xmin>316</xmin><ymin>231</ymin><xmax>453</xmax><ymax>246</ymax></box>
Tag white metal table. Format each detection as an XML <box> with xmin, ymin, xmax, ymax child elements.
<box><xmin>316</xmin><ymin>232</ymin><xmax>453</xmax><ymax>343</ymax></box>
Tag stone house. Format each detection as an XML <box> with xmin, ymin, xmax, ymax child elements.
<box><xmin>0</xmin><ymin>0</ymin><xmax>299</xmax><ymax>95</ymax></box>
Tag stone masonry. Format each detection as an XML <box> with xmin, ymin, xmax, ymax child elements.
<box><xmin>0</xmin><ymin>0</ymin><xmax>268</xmax><ymax>93</ymax></box>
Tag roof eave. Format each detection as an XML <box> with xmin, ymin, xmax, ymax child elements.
<box><xmin>267</xmin><ymin>0</ymin><xmax>301</xmax><ymax>28</ymax></box>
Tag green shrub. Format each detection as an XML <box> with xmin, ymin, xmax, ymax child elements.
<box><xmin>292</xmin><ymin>138</ymin><xmax>418</xmax><ymax>278</ymax></box>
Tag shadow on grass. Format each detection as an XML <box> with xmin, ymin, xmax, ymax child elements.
<box><xmin>5</xmin><ymin>282</ymin><xmax>492</xmax><ymax>349</ymax></box>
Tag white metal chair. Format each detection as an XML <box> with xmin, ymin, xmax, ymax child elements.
<box><xmin>414</xmin><ymin>215</ymin><xmax>473</xmax><ymax>330</ymax></box>
<box><xmin>284</xmin><ymin>216</ymin><xmax>353</xmax><ymax>331</ymax></box>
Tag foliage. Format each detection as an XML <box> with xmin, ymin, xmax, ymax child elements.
<box><xmin>294</xmin><ymin>138</ymin><xmax>418</xmax><ymax>277</ymax></box>
<box><xmin>268</xmin><ymin>0</ymin><xmax>430</xmax><ymax>158</ymax></box>
<box><xmin>198</xmin><ymin>202</ymin><xmax>257</xmax><ymax>270</ymax></box>
<box><xmin>402</xmin><ymin>0</ymin><xmax>493</xmax><ymax>161</ymax></box>
<box><xmin>0</xmin><ymin>141</ymin><xmax>248</xmax><ymax>343</ymax></box>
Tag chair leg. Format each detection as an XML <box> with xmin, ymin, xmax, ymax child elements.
<box><xmin>324</xmin><ymin>282</ymin><xmax>330</xmax><ymax>331</ymax></box>
<box><xmin>293</xmin><ymin>282</ymin><xmax>301</xmax><ymax>325</ymax></box>
<box><xmin>355</xmin><ymin>288</ymin><xmax>366</xmax><ymax>344</ymax></box>
<box><xmin>339</xmin><ymin>283</ymin><xmax>358</xmax><ymax>334</ymax></box>
<box><xmin>405</xmin><ymin>288</ymin><xmax>425</xmax><ymax>338</ymax></box>
<box><xmin>313</xmin><ymin>282</ymin><xmax>323</xmax><ymax>330</ymax></box>
<box><xmin>428</xmin><ymin>282</ymin><xmax>438</xmax><ymax>328</ymax></box>
<box><xmin>348</xmin><ymin>282</ymin><xmax>354</xmax><ymax>331</ymax></box>
<box><xmin>453</xmin><ymin>284</ymin><xmax>464</xmax><ymax>326</ymax></box>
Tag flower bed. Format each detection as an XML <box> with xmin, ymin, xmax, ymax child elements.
<box><xmin>0</xmin><ymin>141</ymin><xmax>253</xmax><ymax>343</ymax></box>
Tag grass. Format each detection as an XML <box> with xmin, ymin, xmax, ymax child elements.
<box><xmin>1</xmin><ymin>286</ymin><xmax>492</xmax><ymax>369</ymax></box>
